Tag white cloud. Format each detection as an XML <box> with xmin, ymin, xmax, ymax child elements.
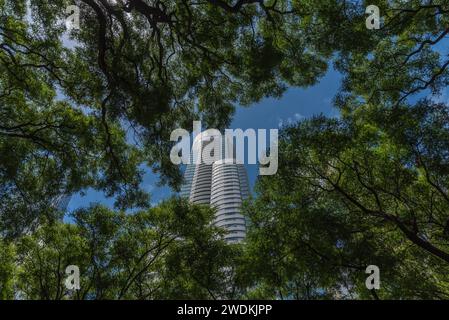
<box><xmin>277</xmin><ymin>118</ymin><xmax>284</xmax><ymax>128</ymax></box>
<box><xmin>278</xmin><ymin>113</ymin><xmax>304</xmax><ymax>128</ymax></box>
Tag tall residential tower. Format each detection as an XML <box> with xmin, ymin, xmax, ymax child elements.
<box><xmin>180</xmin><ymin>132</ymin><xmax>249</xmax><ymax>243</ymax></box>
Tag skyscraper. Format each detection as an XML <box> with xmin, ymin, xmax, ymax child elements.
<box><xmin>181</xmin><ymin>131</ymin><xmax>249</xmax><ymax>243</ymax></box>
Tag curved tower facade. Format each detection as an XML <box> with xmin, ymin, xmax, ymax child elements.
<box><xmin>181</xmin><ymin>132</ymin><xmax>249</xmax><ymax>243</ymax></box>
<box><xmin>211</xmin><ymin>160</ymin><xmax>249</xmax><ymax>242</ymax></box>
<box><xmin>189</xmin><ymin>162</ymin><xmax>212</xmax><ymax>204</ymax></box>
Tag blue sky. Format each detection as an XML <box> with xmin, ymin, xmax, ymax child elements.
<box><xmin>67</xmin><ymin>68</ymin><xmax>342</xmax><ymax>211</ymax></box>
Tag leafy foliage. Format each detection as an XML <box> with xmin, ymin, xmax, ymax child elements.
<box><xmin>243</xmin><ymin>101</ymin><xmax>449</xmax><ymax>299</ymax></box>
<box><xmin>0</xmin><ymin>0</ymin><xmax>340</xmax><ymax>236</ymax></box>
<box><xmin>1</xmin><ymin>197</ymin><xmax>240</xmax><ymax>300</ymax></box>
<box><xmin>2</xmin><ymin>0</ymin><xmax>449</xmax><ymax>299</ymax></box>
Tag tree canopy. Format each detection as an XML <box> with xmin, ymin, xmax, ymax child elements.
<box><xmin>1</xmin><ymin>0</ymin><xmax>337</xmax><ymax>235</ymax></box>
<box><xmin>243</xmin><ymin>101</ymin><xmax>449</xmax><ymax>299</ymax></box>
<box><xmin>2</xmin><ymin>0</ymin><xmax>449</xmax><ymax>299</ymax></box>
<box><xmin>1</xmin><ymin>197</ymin><xmax>241</xmax><ymax>299</ymax></box>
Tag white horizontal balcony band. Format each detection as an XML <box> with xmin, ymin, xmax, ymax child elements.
<box><xmin>214</xmin><ymin>219</ymin><xmax>245</xmax><ymax>226</ymax></box>
<box><xmin>211</xmin><ymin>199</ymin><xmax>243</xmax><ymax>207</ymax></box>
